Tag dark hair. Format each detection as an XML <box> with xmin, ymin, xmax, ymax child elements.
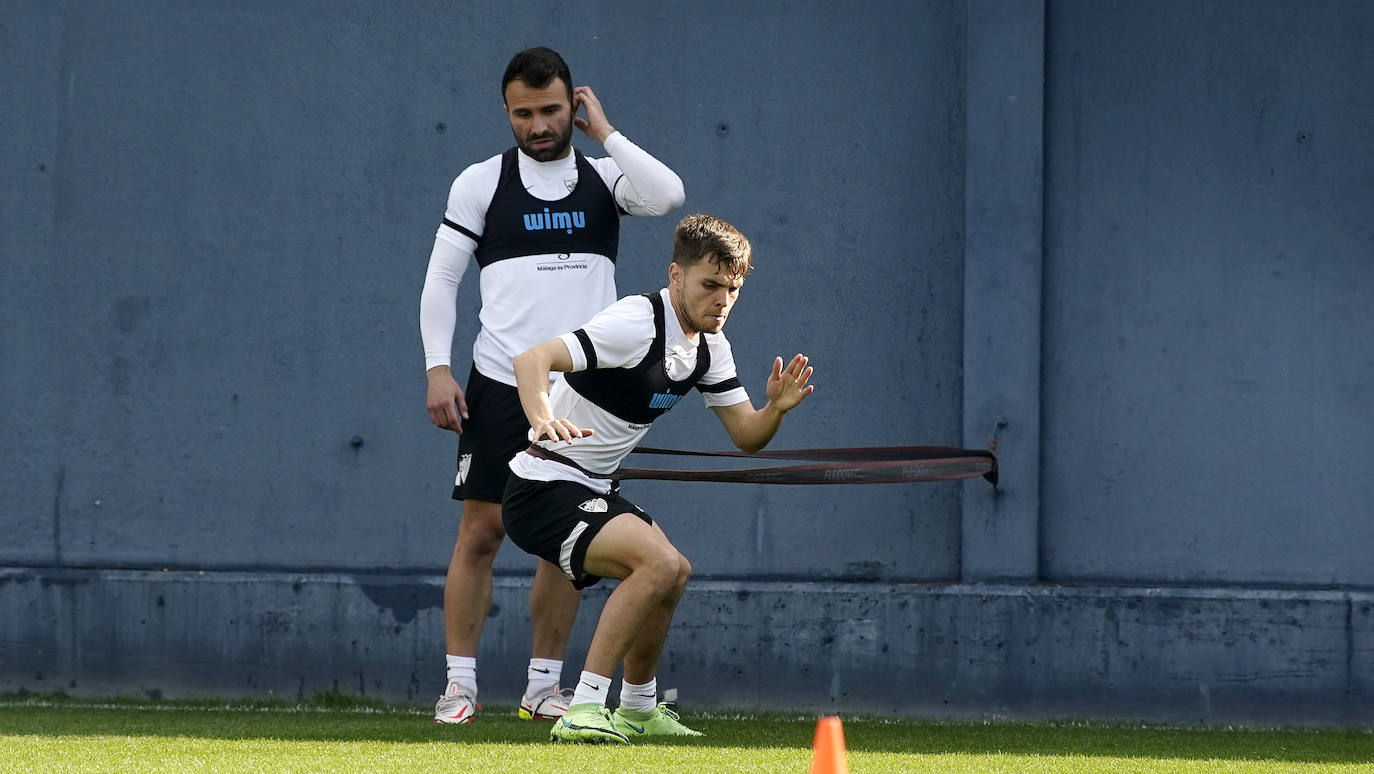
<box><xmin>501</xmin><ymin>47</ymin><xmax>573</xmax><ymax>101</ymax></box>
<box><xmin>672</xmin><ymin>214</ymin><xmax>753</xmax><ymax>277</ymax></box>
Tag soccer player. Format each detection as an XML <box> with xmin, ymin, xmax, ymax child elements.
<box><xmin>419</xmin><ymin>46</ymin><xmax>685</xmax><ymax>724</ymax></box>
<box><xmin>504</xmin><ymin>214</ymin><xmax>815</xmax><ymax>743</ymax></box>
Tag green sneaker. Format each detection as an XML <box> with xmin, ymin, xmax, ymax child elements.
<box><xmin>550</xmin><ymin>703</ymin><xmax>628</xmax><ymax>744</ymax></box>
<box><xmin>611</xmin><ymin>702</ymin><xmax>704</xmax><ymax>738</ymax></box>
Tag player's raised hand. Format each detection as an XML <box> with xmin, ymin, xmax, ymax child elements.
<box><xmin>572</xmin><ymin>85</ymin><xmax>615</xmax><ymax>144</ymax></box>
<box><xmin>765</xmin><ymin>354</ymin><xmax>815</xmax><ymax>412</ymax></box>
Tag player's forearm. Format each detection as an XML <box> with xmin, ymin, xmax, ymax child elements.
<box><xmin>418</xmin><ymin>237</ymin><xmax>471</xmax><ymax>370</ymax></box>
<box><xmin>603</xmin><ymin>132</ymin><xmax>685</xmax><ymax>216</ymax></box>
<box><xmin>513</xmin><ymin>349</ymin><xmax>558</xmax><ymax>429</ymax></box>
<box><xmin>729</xmin><ymin>401</ymin><xmax>788</xmax><ymax>454</ymax></box>
<box><xmin>419</xmin><ymin>281</ymin><xmax>458</xmax><ymax>370</ymax></box>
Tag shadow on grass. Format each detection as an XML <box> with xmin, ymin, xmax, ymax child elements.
<box><xmin>2</xmin><ymin>693</ymin><xmax>1370</xmax><ymax>765</ymax></box>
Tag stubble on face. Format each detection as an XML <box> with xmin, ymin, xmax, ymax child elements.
<box><xmin>504</xmin><ymin>78</ymin><xmax>574</xmax><ymax>162</ymax></box>
<box><xmin>671</xmin><ymin>260</ymin><xmax>744</xmax><ymax>336</ymax></box>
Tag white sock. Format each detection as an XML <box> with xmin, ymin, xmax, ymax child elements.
<box><xmin>525</xmin><ymin>658</ymin><xmax>563</xmax><ymax>700</ymax></box>
<box><xmin>618</xmin><ymin>677</ymin><xmax>658</xmax><ymax>714</ymax></box>
<box><xmin>570</xmin><ymin>670</ymin><xmax>612</xmax><ymax>708</ymax></box>
<box><xmin>445</xmin><ymin>655</ymin><xmax>477</xmax><ymax>697</ymax></box>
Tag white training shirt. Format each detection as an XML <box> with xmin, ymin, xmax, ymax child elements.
<box><xmin>419</xmin><ymin>132</ymin><xmax>685</xmax><ymax>385</ymax></box>
<box><xmin>509</xmin><ymin>288</ymin><xmax>750</xmax><ymax>493</ymax></box>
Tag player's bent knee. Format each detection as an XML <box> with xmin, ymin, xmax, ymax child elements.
<box><xmin>675</xmin><ymin>553</ymin><xmax>692</xmax><ymax>588</ymax></box>
<box><xmin>638</xmin><ymin>548</ymin><xmax>684</xmax><ymax>597</ymax></box>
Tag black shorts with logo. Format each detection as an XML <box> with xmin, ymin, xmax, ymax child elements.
<box><xmin>502</xmin><ymin>472</ymin><xmax>653</xmax><ymax>590</ymax></box>
<box><xmin>452</xmin><ymin>365</ymin><xmax>531</xmax><ymax>503</ymax></box>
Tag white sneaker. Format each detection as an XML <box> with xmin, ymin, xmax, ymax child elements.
<box><xmin>518</xmin><ymin>686</ymin><xmax>574</xmax><ymax>720</ymax></box>
<box><xmin>433</xmin><ymin>682</ymin><xmax>479</xmax><ymax>724</ymax></box>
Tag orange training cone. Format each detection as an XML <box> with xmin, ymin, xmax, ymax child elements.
<box><xmin>809</xmin><ymin>715</ymin><xmax>849</xmax><ymax>774</ymax></box>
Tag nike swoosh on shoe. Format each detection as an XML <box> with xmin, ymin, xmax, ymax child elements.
<box><xmin>437</xmin><ymin>706</ymin><xmax>473</xmax><ymax>723</ymax></box>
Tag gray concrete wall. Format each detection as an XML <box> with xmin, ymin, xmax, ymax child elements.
<box><xmin>1041</xmin><ymin>0</ymin><xmax>1374</xmax><ymax>587</ymax></box>
<box><xmin>7</xmin><ymin>567</ymin><xmax>1370</xmax><ymax>725</ymax></box>
<box><xmin>0</xmin><ymin>0</ymin><xmax>967</xmax><ymax>582</ymax></box>
<box><xmin>3</xmin><ymin>0</ymin><xmax>1372</xmax><ymax>725</ymax></box>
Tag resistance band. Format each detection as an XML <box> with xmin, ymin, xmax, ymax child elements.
<box><xmin>614</xmin><ymin>445</ymin><xmax>998</xmax><ymax>486</ymax></box>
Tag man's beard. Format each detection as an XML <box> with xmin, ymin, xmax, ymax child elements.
<box><xmin>671</xmin><ymin>285</ymin><xmax>724</xmax><ymax>335</ymax></box>
<box><xmin>517</xmin><ymin>123</ymin><xmax>573</xmax><ymax>162</ymax></box>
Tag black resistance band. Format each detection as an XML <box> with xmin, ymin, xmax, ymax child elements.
<box><xmin>615</xmin><ymin>445</ymin><xmax>998</xmax><ymax>486</ymax></box>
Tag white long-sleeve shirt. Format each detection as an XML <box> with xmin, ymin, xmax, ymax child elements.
<box><xmin>419</xmin><ymin>132</ymin><xmax>685</xmax><ymax>384</ymax></box>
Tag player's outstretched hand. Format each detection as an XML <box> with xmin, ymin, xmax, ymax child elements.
<box><xmin>532</xmin><ymin>417</ymin><xmax>595</xmax><ymax>444</ymax></box>
<box><xmin>765</xmin><ymin>354</ymin><xmax>815</xmax><ymax>412</ymax></box>
<box><xmin>572</xmin><ymin>85</ymin><xmax>615</xmax><ymax>144</ymax></box>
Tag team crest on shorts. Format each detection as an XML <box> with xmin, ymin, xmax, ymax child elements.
<box><xmin>578</xmin><ymin>498</ymin><xmax>609</xmax><ymax>513</ymax></box>
<box><xmin>458</xmin><ymin>453</ymin><xmax>472</xmax><ymax>484</ymax></box>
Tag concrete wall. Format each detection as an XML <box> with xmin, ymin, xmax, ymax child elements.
<box><xmin>7</xmin><ymin>567</ymin><xmax>1370</xmax><ymax>724</ymax></box>
<box><xmin>1041</xmin><ymin>0</ymin><xmax>1374</xmax><ymax>589</ymax></box>
<box><xmin>0</xmin><ymin>0</ymin><xmax>966</xmax><ymax>582</ymax></box>
<box><xmin>3</xmin><ymin>0</ymin><xmax>1372</xmax><ymax>725</ymax></box>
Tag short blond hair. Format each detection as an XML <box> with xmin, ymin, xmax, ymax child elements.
<box><xmin>671</xmin><ymin>213</ymin><xmax>753</xmax><ymax>277</ymax></box>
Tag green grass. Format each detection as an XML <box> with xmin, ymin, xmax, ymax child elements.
<box><xmin>1</xmin><ymin>694</ymin><xmax>1371</xmax><ymax>773</ymax></box>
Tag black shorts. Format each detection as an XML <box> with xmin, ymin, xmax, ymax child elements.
<box><xmin>452</xmin><ymin>365</ymin><xmax>531</xmax><ymax>503</ymax></box>
<box><xmin>502</xmin><ymin>474</ymin><xmax>653</xmax><ymax>590</ymax></box>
